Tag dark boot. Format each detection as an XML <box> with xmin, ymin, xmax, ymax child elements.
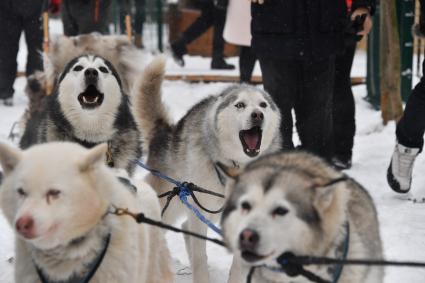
<box><xmin>170</xmin><ymin>39</ymin><xmax>187</xmax><ymax>67</ymax></box>
<box><xmin>211</xmin><ymin>57</ymin><xmax>235</xmax><ymax>70</ymax></box>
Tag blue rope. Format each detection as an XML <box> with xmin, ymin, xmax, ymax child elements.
<box><xmin>136</xmin><ymin>160</ymin><xmax>223</xmax><ymax>235</ymax></box>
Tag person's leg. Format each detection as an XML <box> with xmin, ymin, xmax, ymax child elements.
<box><xmin>134</xmin><ymin>0</ymin><xmax>145</xmax><ymax>36</ymax></box>
<box><xmin>332</xmin><ymin>43</ymin><xmax>356</xmax><ymax>168</ymax></box>
<box><xmin>396</xmin><ymin>78</ymin><xmax>425</xmax><ymax>150</ymax></box>
<box><xmin>294</xmin><ymin>56</ymin><xmax>335</xmax><ymax>160</ymax></box>
<box><xmin>23</xmin><ymin>7</ymin><xmax>43</xmax><ymax>77</ymax></box>
<box><xmin>239</xmin><ymin>46</ymin><xmax>257</xmax><ymax>83</ymax></box>
<box><xmin>210</xmin><ymin>5</ymin><xmax>234</xmax><ymax>69</ymax></box>
<box><xmin>78</xmin><ymin>0</ymin><xmax>112</xmax><ymax>35</ymax></box>
<box><xmin>259</xmin><ymin>57</ymin><xmax>299</xmax><ymax>150</ymax></box>
<box><xmin>0</xmin><ymin>8</ymin><xmax>22</xmax><ymax>103</ymax></box>
<box><xmin>134</xmin><ymin>0</ymin><xmax>145</xmax><ymax>47</ymax></box>
<box><xmin>61</xmin><ymin>0</ymin><xmax>79</xmax><ymax>36</ymax></box>
<box><xmin>170</xmin><ymin>1</ymin><xmax>215</xmax><ymax>66</ymax></box>
<box><xmin>387</xmin><ymin>63</ymin><xmax>425</xmax><ymax>193</ymax></box>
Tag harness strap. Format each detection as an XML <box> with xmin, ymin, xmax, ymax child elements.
<box><xmin>35</xmin><ymin>233</ymin><xmax>111</xmax><ymax>283</ymax></box>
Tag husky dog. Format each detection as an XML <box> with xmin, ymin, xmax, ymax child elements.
<box><xmin>0</xmin><ymin>142</ymin><xmax>173</xmax><ymax>283</ymax></box>
<box><xmin>221</xmin><ymin>152</ymin><xmax>384</xmax><ymax>283</ymax></box>
<box><xmin>20</xmin><ymin>55</ymin><xmax>141</xmax><ymax>175</ymax></box>
<box><xmin>134</xmin><ymin>57</ymin><xmax>282</xmax><ymax>283</ymax></box>
<box><xmin>23</xmin><ymin>34</ymin><xmax>145</xmax><ymax>134</ymax></box>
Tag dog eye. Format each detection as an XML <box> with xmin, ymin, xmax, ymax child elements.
<box><xmin>99</xmin><ymin>66</ymin><xmax>109</xmax><ymax>73</ymax></box>
<box><xmin>17</xmin><ymin>188</ymin><xmax>27</xmax><ymax>197</ymax></box>
<box><xmin>272</xmin><ymin>206</ymin><xmax>288</xmax><ymax>217</ymax></box>
<box><xmin>73</xmin><ymin>65</ymin><xmax>83</xmax><ymax>72</ymax></box>
<box><xmin>235</xmin><ymin>102</ymin><xmax>245</xmax><ymax>109</ymax></box>
<box><xmin>241</xmin><ymin>201</ymin><xmax>252</xmax><ymax>212</ymax></box>
<box><xmin>47</xmin><ymin>189</ymin><xmax>61</xmax><ymax>199</ymax></box>
<box><xmin>260</xmin><ymin>102</ymin><xmax>267</xmax><ymax>108</ymax></box>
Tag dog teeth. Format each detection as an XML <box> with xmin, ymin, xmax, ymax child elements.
<box><xmin>82</xmin><ymin>96</ymin><xmax>97</xmax><ymax>104</ymax></box>
<box><xmin>255</xmin><ymin>149</ymin><xmax>260</xmax><ymax>153</ymax></box>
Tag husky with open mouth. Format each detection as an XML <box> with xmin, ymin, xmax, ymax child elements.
<box><xmin>221</xmin><ymin>152</ymin><xmax>384</xmax><ymax>283</ymax></box>
<box><xmin>19</xmin><ymin>55</ymin><xmax>142</xmax><ymax>175</ymax></box>
<box><xmin>134</xmin><ymin>57</ymin><xmax>281</xmax><ymax>283</ymax></box>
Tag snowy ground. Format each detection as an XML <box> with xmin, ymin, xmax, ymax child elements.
<box><xmin>1</xmin><ymin>21</ymin><xmax>425</xmax><ymax>283</ymax></box>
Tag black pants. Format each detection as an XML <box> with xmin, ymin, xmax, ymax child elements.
<box><xmin>259</xmin><ymin>57</ymin><xmax>335</xmax><ymax>160</ymax></box>
<box><xmin>397</xmin><ymin>59</ymin><xmax>425</xmax><ymax>151</ymax></box>
<box><xmin>181</xmin><ymin>2</ymin><xmax>226</xmax><ymax>59</ymax></box>
<box><xmin>333</xmin><ymin>43</ymin><xmax>356</xmax><ymax>160</ymax></box>
<box><xmin>239</xmin><ymin>46</ymin><xmax>257</xmax><ymax>83</ymax></box>
<box><xmin>119</xmin><ymin>0</ymin><xmax>145</xmax><ymax>36</ymax></box>
<box><xmin>62</xmin><ymin>0</ymin><xmax>111</xmax><ymax>36</ymax></box>
<box><xmin>0</xmin><ymin>0</ymin><xmax>43</xmax><ymax>99</ymax></box>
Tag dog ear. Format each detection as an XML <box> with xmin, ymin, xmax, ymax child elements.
<box><xmin>312</xmin><ymin>176</ymin><xmax>348</xmax><ymax>212</ymax></box>
<box><xmin>79</xmin><ymin>143</ymin><xmax>108</xmax><ymax>172</ymax></box>
<box><xmin>0</xmin><ymin>143</ymin><xmax>22</xmax><ymax>176</ymax></box>
<box><xmin>216</xmin><ymin>162</ymin><xmax>241</xmax><ymax>180</ymax></box>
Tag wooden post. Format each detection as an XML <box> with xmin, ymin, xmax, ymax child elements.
<box><xmin>42</xmin><ymin>11</ymin><xmax>52</xmax><ymax>95</ymax></box>
<box><xmin>380</xmin><ymin>0</ymin><xmax>404</xmax><ymax>124</ymax></box>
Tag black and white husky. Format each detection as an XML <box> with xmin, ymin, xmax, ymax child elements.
<box><xmin>20</xmin><ymin>55</ymin><xmax>141</xmax><ymax>175</ymax></box>
<box><xmin>134</xmin><ymin>56</ymin><xmax>282</xmax><ymax>283</ymax></box>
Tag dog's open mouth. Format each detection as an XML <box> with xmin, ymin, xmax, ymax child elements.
<box><xmin>78</xmin><ymin>85</ymin><xmax>104</xmax><ymax>109</ymax></box>
<box><xmin>239</xmin><ymin>126</ymin><xmax>262</xmax><ymax>157</ymax></box>
<box><xmin>241</xmin><ymin>250</ymin><xmax>273</xmax><ymax>263</ymax></box>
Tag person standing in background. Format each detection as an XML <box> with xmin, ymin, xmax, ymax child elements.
<box><xmin>332</xmin><ymin>0</ymin><xmax>375</xmax><ymax>169</ymax></box>
<box><xmin>62</xmin><ymin>0</ymin><xmax>112</xmax><ymax>36</ymax></box>
<box><xmin>387</xmin><ymin>0</ymin><xmax>425</xmax><ymax>194</ymax></box>
<box><xmin>170</xmin><ymin>0</ymin><xmax>235</xmax><ymax>70</ymax></box>
<box><xmin>251</xmin><ymin>0</ymin><xmax>374</xmax><ymax>161</ymax></box>
<box><xmin>223</xmin><ymin>0</ymin><xmax>257</xmax><ymax>83</ymax></box>
<box><xmin>0</xmin><ymin>0</ymin><xmax>44</xmax><ymax>107</ymax></box>
<box><xmin>119</xmin><ymin>0</ymin><xmax>145</xmax><ymax>48</ymax></box>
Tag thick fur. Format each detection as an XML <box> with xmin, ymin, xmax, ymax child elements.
<box><xmin>20</xmin><ymin>55</ymin><xmax>141</xmax><ymax>175</ymax></box>
<box><xmin>134</xmin><ymin>56</ymin><xmax>282</xmax><ymax>283</ymax></box>
<box><xmin>221</xmin><ymin>152</ymin><xmax>384</xmax><ymax>283</ymax></box>
<box><xmin>23</xmin><ymin>34</ymin><xmax>145</xmax><ymax>129</ymax></box>
<box><xmin>0</xmin><ymin>142</ymin><xmax>173</xmax><ymax>283</ymax></box>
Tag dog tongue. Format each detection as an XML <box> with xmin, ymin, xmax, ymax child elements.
<box><xmin>244</xmin><ymin>132</ymin><xmax>259</xmax><ymax>150</ymax></box>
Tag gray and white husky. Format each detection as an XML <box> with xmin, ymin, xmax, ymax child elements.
<box><xmin>20</xmin><ymin>55</ymin><xmax>141</xmax><ymax>175</ymax></box>
<box><xmin>221</xmin><ymin>151</ymin><xmax>384</xmax><ymax>283</ymax></box>
<box><xmin>0</xmin><ymin>142</ymin><xmax>173</xmax><ymax>283</ymax></box>
<box><xmin>134</xmin><ymin>56</ymin><xmax>282</xmax><ymax>283</ymax></box>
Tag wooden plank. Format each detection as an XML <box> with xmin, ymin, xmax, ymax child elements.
<box><xmin>17</xmin><ymin>71</ymin><xmax>366</xmax><ymax>86</ymax></box>
<box><xmin>164</xmin><ymin>74</ymin><xmax>366</xmax><ymax>86</ymax></box>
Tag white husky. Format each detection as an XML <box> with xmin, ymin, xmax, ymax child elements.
<box><xmin>0</xmin><ymin>142</ymin><xmax>173</xmax><ymax>283</ymax></box>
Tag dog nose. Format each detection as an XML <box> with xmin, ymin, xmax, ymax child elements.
<box><xmin>16</xmin><ymin>216</ymin><xmax>35</xmax><ymax>238</ymax></box>
<box><xmin>84</xmin><ymin>68</ymin><xmax>98</xmax><ymax>79</ymax></box>
<box><xmin>239</xmin><ymin>228</ymin><xmax>260</xmax><ymax>250</ymax></box>
<box><xmin>251</xmin><ymin>111</ymin><xmax>264</xmax><ymax>122</ymax></box>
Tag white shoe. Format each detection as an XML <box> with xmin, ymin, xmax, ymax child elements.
<box><xmin>387</xmin><ymin>142</ymin><xmax>420</xmax><ymax>193</ymax></box>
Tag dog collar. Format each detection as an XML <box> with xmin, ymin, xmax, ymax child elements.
<box><xmin>34</xmin><ymin>233</ymin><xmax>111</xmax><ymax>283</ymax></box>
<box><xmin>214</xmin><ymin>161</ymin><xmax>239</xmax><ymax>186</ymax></box>
<box><xmin>71</xmin><ymin>137</ymin><xmax>115</xmax><ymax>167</ymax></box>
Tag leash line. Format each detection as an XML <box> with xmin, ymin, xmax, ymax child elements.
<box><xmin>109</xmin><ymin>206</ymin><xmax>226</xmax><ymax>247</ymax></box>
<box><xmin>136</xmin><ymin>160</ymin><xmax>224</xmax><ymax>234</ymax></box>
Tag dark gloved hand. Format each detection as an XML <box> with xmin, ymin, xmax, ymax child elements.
<box><xmin>344</xmin><ymin>14</ymin><xmax>367</xmax><ymax>46</ymax></box>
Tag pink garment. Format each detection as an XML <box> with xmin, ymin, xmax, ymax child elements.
<box><xmin>223</xmin><ymin>0</ymin><xmax>251</xmax><ymax>46</ymax></box>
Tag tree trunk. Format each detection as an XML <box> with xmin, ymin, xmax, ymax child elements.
<box><xmin>380</xmin><ymin>0</ymin><xmax>404</xmax><ymax>124</ymax></box>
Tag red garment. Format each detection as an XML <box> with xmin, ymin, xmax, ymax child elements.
<box><xmin>50</xmin><ymin>0</ymin><xmax>61</xmax><ymax>14</ymax></box>
<box><xmin>346</xmin><ymin>0</ymin><xmax>352</xmax><ymax>10</ymax></box>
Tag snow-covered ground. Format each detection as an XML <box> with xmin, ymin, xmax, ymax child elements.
<box><xmin>1</xmin><ymin>21</ymin><xmax>425</xmax><ymax>283</ymax></box>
